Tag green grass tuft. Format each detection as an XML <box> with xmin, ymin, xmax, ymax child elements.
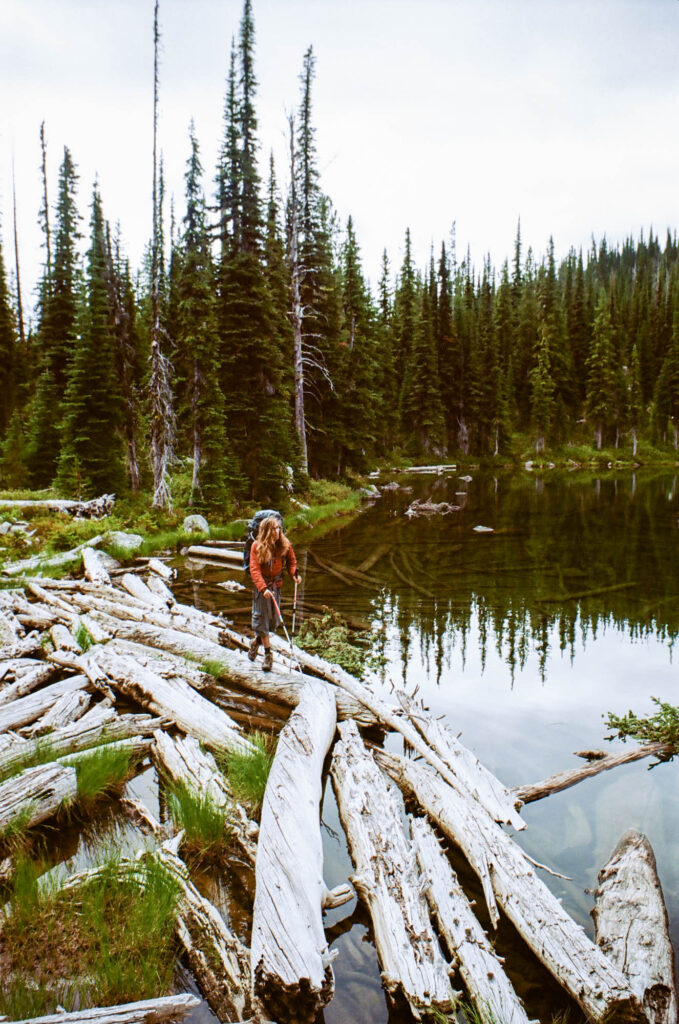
<box><xmin>0</xmin><ymin>805</ymin><xmax>34</xmax><ymax>857</ymax></box>
<box><xmin>218</xmin><ymin>732</ymin><xmax>276</xmax><ymax>816</ymax></box>
<box><xmin>167</xmin><ymin>781</ymin><xmax>233</xmax><ymax>861</ymax></box>
<box><xmin>0</xmin><ymin>853</ymin><xmax>179</xmax><ymax>1016</ymax></box>
<box><xmin>61</xmin><ymin>746</ymin><xmax>133</xmax><ymax>811</ymax></box>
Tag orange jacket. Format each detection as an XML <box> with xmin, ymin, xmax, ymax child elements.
<box><xmin>250</xmin><ymin>541</ymin><xmax>298</xmax><ymax>593</ymax></box>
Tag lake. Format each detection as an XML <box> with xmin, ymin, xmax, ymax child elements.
<box><xmin>182</xmin><ymin>467</ymin><xmax>679</xmax><ymax>1023</ymax></box>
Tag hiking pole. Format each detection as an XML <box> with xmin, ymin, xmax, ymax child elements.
<box><xmin>269</xmin><ymin>590</ymin><xmax>304</xmax><ymax>674</ymax></box>
<box><xmin>292</xmin><ymin>580</ymin><xmax>298</xmax><ymax>637</ymax></box>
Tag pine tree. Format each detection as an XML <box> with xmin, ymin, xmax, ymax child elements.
<box><xmin>375</xmin><ymin>249</ymin><xmax>398</xmax><ymax>449</ymax></box>
<box><xmin>627</xmin><ymin>343</ymin><xmax>644</xmax><ymax>456</ymax></box>
<box><xmin>652</xmin><ymin>287</ymin><xmax>679</xmax><ymax>448</ymax></box>
<box><xmin>394</xmin><ymin>228</ymin><xmax>418</xmax><ymax>428</ymax></box>
<box><xmin>57</xmin><ymin>187</ymin><xmax>125</xmax><ymax>497</ymax></box>
<box><xmin>26</xmin><ymin>147</ymin><xmax>81</xmax><ymax>485</ymax></box>
<box><xmin>585</xmin><ymin>290</ymin><xmax>617</xmax><ymax>449</ymax></box>
<box><xmin>0</xmin><ymin>231</ymin><xmax>16</xmax><ymax>438</ymax></box>
<box><xmin>174</xmin><ymin>125</ymin><xmax>233</xmax><ymax>507</ymax></box>
<box><xmin>401</xmin><ymin>264</ymin><xmax>446</xmax><ymax>456</ymax></box>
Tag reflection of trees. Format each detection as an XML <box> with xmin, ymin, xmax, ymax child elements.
<box><xmin>318</xmin><ymin>471</ymin><xmax>679</xmax><ymax>683</ymax></box>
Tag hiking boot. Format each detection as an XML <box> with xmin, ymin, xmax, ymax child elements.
<box><xmin>262</xmin><ymin>648</ymin><xmax>273</xmax><ymax>672</ymax></box>
<box><xmin>247</xmin><ymin>636</ymin><xmax>260</xmax><ymax>662</ymax></box>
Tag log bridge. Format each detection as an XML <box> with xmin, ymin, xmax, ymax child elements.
<box><xmin>0</xmin><ymin>546</ymin><xmax>673</xmax><ymax>1024</ymax></box>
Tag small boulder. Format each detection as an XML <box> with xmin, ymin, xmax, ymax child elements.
<box><xmin>105</xmin><ymin>531</ymin><xmax>145</xmax><ymax>554</ymax></box>
<box><xmin>183</xmin><ymin>514</ymin><xmax>210</xmax><ymax>535</ymax></box>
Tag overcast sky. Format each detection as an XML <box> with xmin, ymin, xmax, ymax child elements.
<box><xmin>2</xmin><ymin>0</ymin><xmax>678</xmax><ymax>321</ymax></box>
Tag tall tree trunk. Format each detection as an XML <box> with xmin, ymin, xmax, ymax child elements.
<box><xmin>191</xmin><ymin>359</ymin><xmax>202</xmax><ymax>501</ymax></box>
<box><xmin>39</xmin><ymin>122</ymin><xmax>52</xmax><ymax>296</ymax></box>
<box><xmin>105</xmin><ymin>228</ymin><xmax>141</xmax><ymax>492</ymax></box>
<box><xmin>11</xmin><ymin>160</ymin><xmax>25</xmax><ymax>347</ymax></box>
<box><xmin>632</xmin><ymin>427</ymin><xmax>638</xmax><ymax>457</ymax></box>
<box><xmin>149</xmin><ymin>0</ymin><xmax>175</xmax><ymax>509</ymax></box>
<box><xmin>288</xmin><ymin>114</ymin><xmax>308</xmax><ymax>475</ymax></box>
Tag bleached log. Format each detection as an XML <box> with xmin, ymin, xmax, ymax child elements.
<box><xmin>79</xmin><ymin>612</ymin><xmax>111</xmax><ymax>644</ymax></box>
<box><xmin>82</xmin><ymin>545</ymin><xmax>112</xmax><ymax>584</ymax></box>
<box><xmin>0</xmin><ymin>655</ymin><xmax>44</xmax><ymax>681</ymax></box>
<box><xmin>592</xmin><ymin>830</ymin><xmax>677</xmax><ymax>1024</ymax></box>
<box><xmin>252</xmin><ymin>680</ymin><xmax>340</xmax><ymax>1023</ymax></box>
<box><xmin>0</xmin><ymin>761</ymin><xmax>78</xmax><ymax>830</ymax></box>
<box><xmin>0</xmin><ymin>705</ymin><xmax>158</xmax><ymax>780</ymax></box>
<box><xmin>106</xmin><ymin>638</ymin><xmax>213</xmax><ymax>691</ymax></box>
<box><xmin>119</xmin><ymin>572</ymin><xmax>167</xmax><ymax>607</ymax></box>
<box><xmin>146</xmin><ymin>574</ymin><xmax>175</xmax><ymax>605</ymax></box>
<box><xmin>153</xmin><ymin>730</ymin><xmax>258</xmax><ymax>866</ymax></box>
<box><xmin>50</xmin><ymin>622</ymin><xmax>82</xmax><ymax>653</ymax></box>
<box><xmin>1</xmin><ymin>536</ymin><xmax>103</xmax><ymax>576</ymax></box>
<box><xmin>22</xmin><ymin>689</ymin><xmax>91</xmax><ymax>736</ymax></box>
<box><xmin>85</xmin><ymin>610</ymin><xmax>381</xmax><ymax>726</ymax></box>
<box><xmin>147</xmin><ymin>556</ymin><xmax>174</xmax><ymax>580</ymax></box>
<box><xmin>399</xmin><ymin>691</ymin><xmax>525</xmax><ymax>830</ymax></box>
<box><xmin>186</xmin><ymin>544</ymin><xmax>244</xmax><ymax>567</ymax></box>
<box><xmin>514</xmin><ymin>743</ymin><xmax>671</xmax><ymax>804</ymax></box>
<box><xmin>378</xmin><ymin>749</ymin><xmax>643</xmax><ymax>1023</ymax></box>
<box><xmin>155</xmin><ymin>836</ymin><xmax>252</xmax><ymax>1021</ymax></box>
<box><xmin>331</xmin><ymin>721</ymin><xmax>453</xmax><ymax>1018</ymax></box>
<box><xmin>57</xmin><ymin>735</ymin><xmax>153</xmax><ymax>767</ymax></box>
<box><xmin>410</xmin><ymin>815</ymin><xmax>530</xmax><ymax>1024</ymax></box>
<box><xmin>0</xmin><ymin>494</ymin><xmax>115</xmax><ymax>518</ymax></box>
<box><xmin>0</xmin><ymin>662</ymin><xmax>60</xmax><ymax>704</ymax></box>
<box><xmin>86</xmin><ymin>647</ymin><xmax>253</xmax><ymax>755</ymax></box>
<box><xmin>4</xmin><ymin>995</ymin><xmax>199</xmax><ymax>1024</ymax></box>
<box><xmin>16</xmin><ymin>603</ymin><xmax>63</xmax><ymax>630</ymax></box>
<box><xmin>0</xmin><ymin>675</ymin><xmax>90</xmax><ymax>734</ymax></box>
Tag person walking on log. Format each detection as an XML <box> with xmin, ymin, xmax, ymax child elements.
<box><xmin>248</xmin><ymin>516</ymin><xmax>302</xmax><ymax>671</ymax></box>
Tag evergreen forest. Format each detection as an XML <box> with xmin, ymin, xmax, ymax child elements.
<box><xmin>2</xmin><ymin>0</ymin><xmax>679</xmax><ymax>509</ymax></box>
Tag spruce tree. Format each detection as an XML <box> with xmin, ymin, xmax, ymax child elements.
<box><xmin>652</xmin><ymin>287</ymin><xmax>679</xmax><ymax>449</ymax></box>
<box><xmin>401</xmin><ymin>265</ymin><xmax>446</xmax><ymax>456</ymax></box>
<box><xmin>175</xmin><ymin>125</ymin><xmax>233</xmax><ymax>507</ymax></box>
<box><xmin>57</xmin><ymin>187</ymin><xmax>125</xmax><ymax>497</ymax></box>
<box><xmin>585</xmin><ymin>290</ymin><xmax>617</xmax><ymax>449</ymax></box>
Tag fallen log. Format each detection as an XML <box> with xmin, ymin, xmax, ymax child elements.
<box><xmin>155</xmin><ymin>836</ymin><xmax>252</xmax><ymax>1022</ymax></box>
<box><xmin>146</xmin><ymin>574</ymin><xmax>175</xmax><ymax>605</ymax></box>
<box><xmin>119</xmin><ymin>572</ymin><xmax>167</xmax><ymax>608</ymax></box>
<box><xmin>22</xmin><ymin>689</ymin><xmax>91</xmax><ymax>736</ymax></box>
<box><xmin>410</xmin><ymin>815</ymin><xmax>530</xmax><ymax>1024</ymax></box>
<box><xmin>4</xmin><ymin>994</ymin><xmax>200</xmax><ymax>1024</ymax></box>
<box><xmin>0</xmin><ymin>661</ymin><xmax>60</xmax><ymax>704</ymax></box>
<box><xmin>147</xmin><ymin>556</ymin><xmax>175</xmax><ymax>580</ymax></box>
<box><xmin>399</xmin><ymin>691</ymin><xmax>525</xmax><ymax>830</ymax></box>
<box><xmin>356</xmin><ymin>542</ymin><xmax>392</xmax><ymax>573</ymax></box>
<box><xmin>153</xmin><ymin>730</ymin><xmax>258</xmax><ymax>866</ymax></box>
<box><xmin>50</xmin><ymin>622</ymin><xmax>82</xmax><ymax>653</ymax></box>
<box><xmin>331</xmin><ymin>720</ymin><xmax>453</xmax><ymax>1018</ymax></box>
<box><xmin>82</xmin><ymin>545</ymin><xmax>112</xmax><ymax>584</ymax></box>
<box><xmin>252</xmin><ymin>679</ymin><xmax>345</xmax><ymax>1024</ymax></box>
<box><xmin>592</xmin><ymin>830</ymin><xmax>677</xmax><ymax>1024</ymax></box>
<box><xmin>85</xmin><ymin>647</ymin><xmax>254</xmax><ymax>755</ymax></box>
<box><xmin>513</xmin><ymin>742</ymin><xmax>671</xmax><ymax>804</ymax></box>
<box><xmin>0</xmin><ymin>705</ymin><xmax>160</xmax><ymax>780</ymax></box>
<box><xmin>0</xmin><ymin>674</ymin><xmax>90</xmax><ymax>734</ymax></box>
<box><xmin>378</xmin><ymin>748</ymin><xmax>643</xmax><ymax>1023</ymax></box>
<box><xmin>185</xmin><ymin>544</ymin><xmax>244</xmax><ymax>567</ymax></box>
<box><xmin>85</xmin><ymin>611</ymin><xmax>382</xmax><ymax>726</ymax></box>
<box><xmin>2</xmin><ymin>537</ymin><xmax>103</xmax><ymax>576</ymax></box>
<box><xmin>0</xmin><ymin>494</ymin><xmax>115</xmax><ymax>518</ymax></box>
<box><xmin>0</xmin><ymin>761</ymin><xmax>78</xmax><ymax>830</ymax></box>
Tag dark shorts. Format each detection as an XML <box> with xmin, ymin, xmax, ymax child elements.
<box><xmin>251</xmin><ymin>586</ymin><xmax>282</xmax><ymax>636</ymax></box>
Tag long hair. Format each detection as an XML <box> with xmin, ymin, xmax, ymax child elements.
<box><xmin>255</xmin><ymin>516</ymin><xmax>290</xmax><ymax>565</ymax></box>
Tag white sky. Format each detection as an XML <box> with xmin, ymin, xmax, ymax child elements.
<box><xmin>2</xmin><ymin>0</ymin><xmax>678</xmax><ymax>322</ymax></box>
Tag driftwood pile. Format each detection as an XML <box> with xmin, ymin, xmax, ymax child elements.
<box><xmin>0</xmin><ymin>546</ymin><xmax>675</xmax><ymax>1024</ymax></box>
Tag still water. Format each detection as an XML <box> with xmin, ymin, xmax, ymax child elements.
<box><xmin>207</xmin><ymin>467</ymin><xmax>679</xmax><ymax>1024</ymax></box>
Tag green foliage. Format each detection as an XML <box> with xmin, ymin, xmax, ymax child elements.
<box><xmin>219</xmin><ymin>732</ymin><xmax>276</xmax><ymax>816</ymax></box>
<box><xmin>167</xmin><ymin>780</ymin><xmax>233</xmax><ymax>861</ymax></box>
<box><xmin>296</xmin><ymin>607</ymin><xmax>369</xmax><ymax>677</ymax></box>
<box><xmin>605</xmin><ymin>697</ymin><xmax>679</xmax><ymax>754</ymax></box>
<box><xmin>0</xmin><ymin>805</ymin><xmax>34</xmax><ymax>857</ymax></box>
<box><xmin>61</xmin><ymin>745</ymin><xmax>133</xmax><ymax>810</ymax></box>
<box><xmin>0</xmin><ymin>737</ymin><xmax>58</xmax><ymax>783</ymax></box>
<box><xmin>0</xmin><ymin>854</ymin><xmax>179</xmax><ymax>1015</ymax></box>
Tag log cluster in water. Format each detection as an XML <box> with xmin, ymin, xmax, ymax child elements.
<box><xmin>0</xmin><ymin>544</ymin><xmax>675</xmax><ymax>1024</ymax></box>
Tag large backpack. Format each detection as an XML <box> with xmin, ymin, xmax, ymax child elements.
<box><xmin>243</xmin><ymin>509</ymin><xmax>284</xmax><ymax>575</ymax></box>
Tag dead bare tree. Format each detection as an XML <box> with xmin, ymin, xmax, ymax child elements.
<box><xmin>287</xmin><ymin>113</ymin><xmax>308</xmax><ymax>475</ymax></box>
<box><xmin>148</xmin><ymin>0</ymin><xmax>175</xmax><ymax>509</ymax></box>
<box><xmin>39</xmin><ymin>122</ymin><xmax>53</xmax><ymax>296</ymax></box>
<box><xmin>11</xmin><ymin>157</ymin><xmax>25</xmax><ymax>346</ymax></box>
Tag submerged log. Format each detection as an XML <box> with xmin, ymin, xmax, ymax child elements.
<box><xmin>592</xmin><ymin>830</ymin><xmax>677</xmax><ymax>1024</ymax></box>
<box><xmin>0</xmin><ymin>761</ymin><xmax>78</xmax><ymax>830</ymax></box>
<box><xmin>514</xmin><ymin>742</ymin><xmax>671</xmax><ymax>804</ymax></box>
<box><xmin>331</xmin><ymin>720</ymin><xmax>453</xmax><ymax>1019</ymax></box>
<box><xmin>155</xmin><ymin>836</ymin><xmax>252</xmax><ymax>1022</ymax></box>
<box><xmin>411</xmin><ymin>815</ymin><xmax>530</xmax><ymax>1024</ymax></box>
<box><xmin>153</xmin><ymin>730</ymin><xmax>258</xmax><ymax>866</ymax></box>
<box><xmin>252</xmin><ymin>679</ymin><xmax>342</xmax><ymax>1024</ymax></box>
<box><xmin>378</xmin><ymin>749</ymin><xmax>644</xmax><ymax>1023</ymax></box>
<box><xmin>399</xmin><ymin>691</ymin><xmax>525</xmax><ymax>830</ymax></box>
<box><xmin>4</xmin><ymin>994</ymin><xmax>200</xmax><ymax>1024</ymax></box>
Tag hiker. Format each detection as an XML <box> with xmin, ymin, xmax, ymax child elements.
<box><xmin>248</xmin><ymin>515</ymin><xmax>302</xmax><ymax>671</ymax></box>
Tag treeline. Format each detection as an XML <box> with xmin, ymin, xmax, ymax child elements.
<box><xmin>1</xmin><ymin>0</ymin><xmax>679</xmax><ymax>506</ymax></box>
